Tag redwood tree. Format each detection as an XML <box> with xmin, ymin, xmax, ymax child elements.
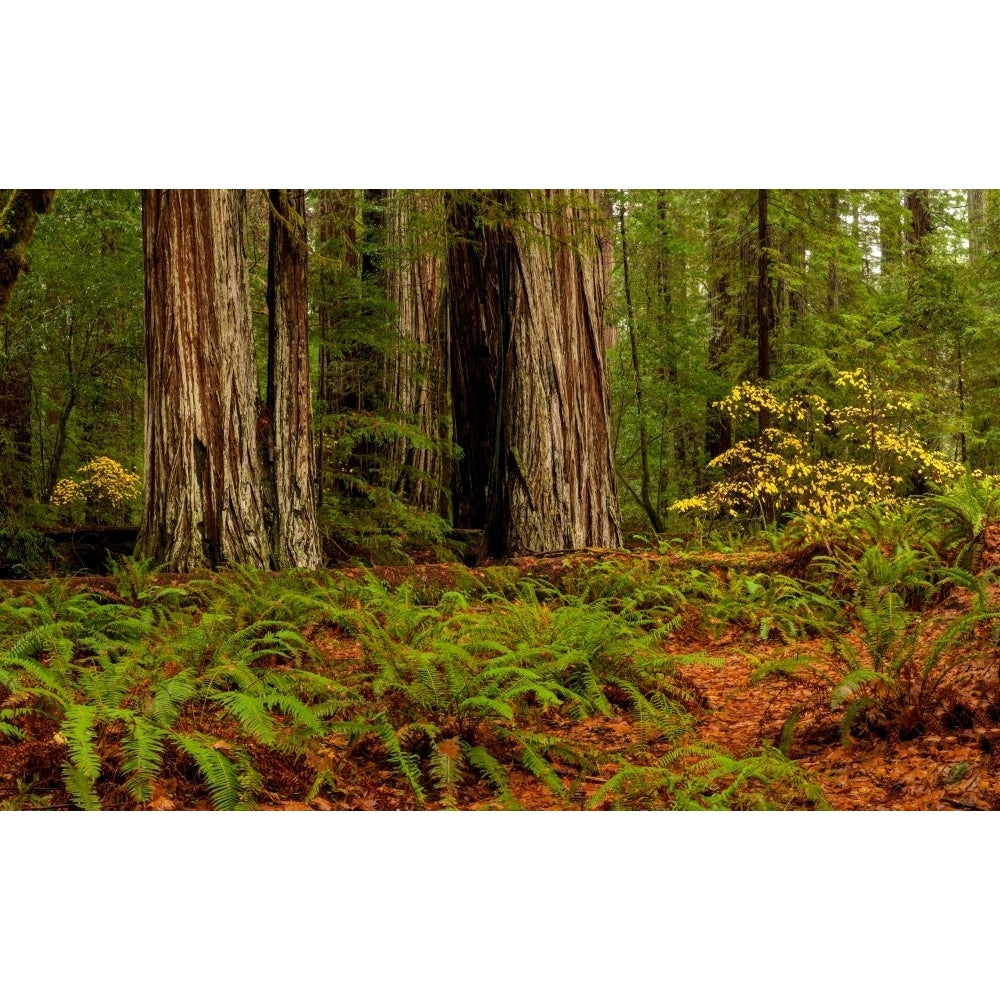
<box><xmin>137</xmin><ymin>189</ymin><xmax>269</xmax><ymax>572</ymax></box>
<box><xmin>266</xmin><ymin>189</ymin><xmax>322</xmax><ymax>569</ymax></box>
<box><xmin>449</xmin><ymin>190</ymin><xmax>622</xmax><ymax>557</ymax></box>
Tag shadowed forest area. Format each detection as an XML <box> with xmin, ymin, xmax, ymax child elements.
<box><xmin>4</xmin><ymin>188</ymin><xmax>1000</xmax><ymax>810</ymax></box>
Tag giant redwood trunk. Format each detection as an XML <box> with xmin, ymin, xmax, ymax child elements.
<box><xmin>266</xmin><ymin>189</ymin><xmax>322</xmax><ymax>569</ymax></box>
<box><xmin>137</xmin><ymin>190</ymin><xmax>269</xmax><ymax>572</ymax></box>
<box><xmin>450</xmin><ymin>190</ymin><xmax>622</xmax><ymax>557</ymax></box>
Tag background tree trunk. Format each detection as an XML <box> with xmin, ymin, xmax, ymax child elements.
<box><xmin>0</xmin><ymin>190</ymin><xmax>55</xmax><ymax>314</ymax></box>
<box><xmin>618</xmin><ymin>198</ymin><xmax>661</xmax><ymax>532</ymax></box>
<box><xmin>385</xmin><ymin>191</ymin><xmax>449</xmax><ymax>515</ymax></box>
<box><xmin>266</xmin><ymin>189</ymin><xmax>322</xmax><ymax>569</ymax></box>
<box><xmin>137</xmin><ymin>189</ymin><xmax>269</xmax><ymax>572</ymax></box>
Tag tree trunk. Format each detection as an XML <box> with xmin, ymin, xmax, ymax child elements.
<box><xmin>968</xmin><ymin>189</ymin><xmax>986</xmax><ymax>260</ymax></box>
<box><xmin>905</xmin><ymin>189</ymin><xmax>933</xmax><ymax>257</ymax></box>
<box><xmin>483</xmin><ymin>191</ymin><xmax>621</xmax><ymax>556</ymax></box>
<box><xmin>385</xmin><ymin>191</ymin><xmax>449</xmax><ymax>514</ymax></box>
<box><xmin>266</xmin><ymin>189</ymin><xmax>322</xmax><ymax>569</ymax></box>
<box><xmin>618</xmin><ymin>199</ymin><xmax>661</xmax><ymax>533</ymax></box>
<box><xmin>315</xmin><ymin>189</ymin><xmax>358</xmax><ymax>511</ymax></box>
<box><xmin>826</xmin><ymin>189</ymin><xmax>840</xmax><ymax>311</ymax></box>
<box><xmin>879</xmin><ymin>190</ymin><xmax>903</xmax><ymax>273</ymax></box>
<box><xmin>137</xmin><ymin>189</ymin><xmax>269</xmax><ymax>572</ymax></box>
<box><xmin>446</xmin><ymin>191</ymin><xmax>503</xmax><ymax>530</ymax></box>
<box><xmin>756</xmin><ymin>189</ymin><xmax>773</xmax><ymax>387</ymax></box>
<box><xmin>706</xmin><ymin>195</ymin><xmax>735</xmax><ymax>460</ymax></box>
<box><xmin>0</xmin><ymin>353</ymin><xmax>33</xmax><ymax>505</ymax></box>
<box><xmin>0</xmin><ymin>190</ymin><xmax>55</xmax><ymax>314</ymax></box>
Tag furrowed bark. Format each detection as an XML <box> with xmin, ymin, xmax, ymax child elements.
<box><xmin>385</xmin><ymin>191</ymin><xmax>449</xmax><ymax>514</ymax></box>
<box><xmin>266</xmin><ymin>189</ymin><xmax>322</xmax><ymax>569</ymax></box>
<box><xmin>487</xmin><ymin>190</ymin><xmax>621</xmax><ymax>555</ymax></box>
<box><xmin>137</xmin><ymin>189</ymin><xmax>269</xmax><ymax>572</ymax></box>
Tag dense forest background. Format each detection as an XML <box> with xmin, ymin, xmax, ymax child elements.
<box><xmin>2</xmin><ymin>188</ymin><xmax>999</xmax><ymax>573</ymax></box>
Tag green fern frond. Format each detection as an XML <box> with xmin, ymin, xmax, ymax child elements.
<box><xmin>778</xmin><ymin>705</ymin><xmax>804</xmax><ymax>756</ymax></box>
<box><xmin>429</xmin><ymin>739</ymin><xmax>466</xmax><ymax>808</ymax></box>
<box><xmin>831</xmin><ymin>669</ymin><xmax>888</xmax><ymax>709</ymax></box>
<box><xmin>62</xmin><ymin>763</ymin><xmax>102</xmax><ymax>810</ymax></box>
<box><xmin>458</xmin><ymin>695</ymin><xmax>515</xmax><ymax>722</ymax></box>
<box><xmin>121</xmin><ymin>717</ymin><xmax>167</xmax><ymax>804</ymax></box>
<box><xmin>148</xmin><ymin>670</ymin><xmax>197</xmax><ymax>728</ymax></box>
<box><xmin>61</xmin><ymin>704</ymin><xmax>101</xmax><ymax>783</ymax></box>
<box><xmin>170</xmin><ymin>732</ymin><xmax>255</xmax><ymax>810</ymax></box>
<box><xmin>463</xmin><ymin>743</ymin><xmax>520</xmax><ymax>810</ymax></box>
<box><xmin>515</xmin><ymin>741</ymin><xmax>566</xmax><ymax>800</ymax></box>
<box><xmin>371</xmin><ymin>715</ymin><xmax>426</xmax><ymax>805</ymax></box>
<box><xmin>838</xmin><ymin>696</ymin><xmax>876</xmax><ymax>746</ymax></box>
<box><xmin>212</xmin><ymin>690</ymin><xmax>280</xmax><ymax>747</ymax></box>
<box><xmin>749</xmin><ymin>655</ymin><xmax>816</xmax><ymax>686</ymax></box>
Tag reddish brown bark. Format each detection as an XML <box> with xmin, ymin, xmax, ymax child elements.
<box><xmin>137</xmin><ymin>189</ymin><xmax>269</xmax><ymax>572</ymax></box>
<box><xmin>266</xmin><ymin>189</ymin><xmax>322</xmax><ymax>569</ymax></box>
<box><xmin>449</xmin><ymin>190</ymin><xmax>621</xmax><ymax>557</ymax></box>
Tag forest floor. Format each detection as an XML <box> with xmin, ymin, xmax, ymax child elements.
<box><xmin>2</xmin><ymin>545</ymin><xmax>1000</xmax><ymax>810</ymax></box>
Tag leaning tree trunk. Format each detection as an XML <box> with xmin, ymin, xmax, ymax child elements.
<box><xmin>137</xmin><ymin>189</ymin><xmax>269</xmax><ymax>572</ymax></box>
<box><xmin>266</xmin><ymin>189</ymin><xmax>322</xmax><ymax>569</ymax></box>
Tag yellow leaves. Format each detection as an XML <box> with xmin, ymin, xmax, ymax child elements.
<box><xmin>671</xmin><ymin>367</ymin><xmax>974</xmax><ymax>524</ymax></box>
<box><xmin>48</xmin><ymin>456</ymin><xmax>140</xmax><ymax>522</ymax></box>
<box><xmin>50</xmin><ymin>478</ymin><xmax>85</xmax><ymax>507</ymax></box>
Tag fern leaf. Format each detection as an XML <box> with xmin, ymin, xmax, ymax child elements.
<box><xmin>62</xmin><ymin>704</ymin><xmax>101</xmax><ymax>783</ymax></box>
<box><xmin>212</xmin><ymin>690</ymin><xmax>279</xmax><ymax>747</ymax></box>
<box><xmin>121</xmin><ymin>717</ymin><xmax>167</xmax><ymax>804</ymax></box>
<box><xmin>458</xmin><ymin>695</ymin><xmax>514</xmax><ymax>722</ymax></box>
<box><xmin>372</xmin><ymin>715</ymin><xmax>426</xmax><ymax>805</ymax></box>
<box><xmin>749</xmin><ymin>655</ymin><xmax>816</xmax><ymax>686</ymax></box>
<box><xmin>831</xmin><ymin>669</ymin><xmax>886</xmax><ymax>709</ymax></box>
<box><xmin>462</xmin><ymin>743</ymin><xmax>521</xmax><ymax>810</ymax></box>
<box><xmin>838</xmin><ymin>696</ymin><xmax>875</xmax><ymax>747</ymax></box>
<box><xmin>429</xmin><ymin>739</ymin><xmax>466</xmax><ymax>808</ymax></box>
<box><xmin>170</xmin><ymin>732</ymin><xmax>248</xmax><ymax>810</ymax></box>
<box><xmin>517</xmin><ymin>742</ymin><xmax>566</xmax><ymax>800</ymax></box>
<box><xmin>778</xmin><ymin>705</ymin><xmax>804</xmax><ymax>757</ymax></box>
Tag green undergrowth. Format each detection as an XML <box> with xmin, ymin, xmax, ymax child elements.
<box><xmin>8</xmin><ymin>486</ymin><xmax>993</xmax><ymax>811</ymax></box>
<box><xmin>0</xmin><ymin>556</ymin><xmax>827</xmax><ymax>811</ymax></box>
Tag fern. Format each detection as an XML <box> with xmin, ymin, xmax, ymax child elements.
<box><xmin>212</xmin><ymin>690</ymin><xmax>280</xmax><ymax>747</ymax></box>
<box><xmin>121</xmin><ymin>717</ymin><xmax>168</xmax><ymax>804</ymax></box>
<box><xmin>429</xmin><ymin>739</ymin><xmax>466</xmax><ymax>809</ymax></box>
<box><xmin>170</xmin><ymin>732</ymin><xmax>258</xmax><ymax>810</ymax></box>
<box><xmin>463</xmin><ymin>743</ymin><xmax>521</xmax><ymax>810</ymax></box>
<box><xmin>60</xmin><ymin>703</ymin><xmax>102</xmax><ymax>810</ymax></box>
<box><xmin>371</xmin><ymin>714</ymin><xmax>427</xmax><ymax>805</ymax></box>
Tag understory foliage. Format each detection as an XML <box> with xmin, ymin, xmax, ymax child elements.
<box><xmin>743</xmin><ymin>488</ymin><xmax>1000</xmax><ymax>750</ymax></box>
<box><xmin>50</xmin><ymin>456</ymin><xmax>141</xmax><ymax>526</ymax></box>
<box><xmin>0</xmin><ymin>558</ymin><xmax>826</xmax><ymax>810</ymax></box>
<box><xmin>672</xmin><ymin>371</ymin><xmax>967</xmax><ymax>531</ymax></box>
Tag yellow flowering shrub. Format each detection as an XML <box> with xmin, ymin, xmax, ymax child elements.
<box><xmin>671</xmin><ymin>370</ymin><xmax>967</xmax><ymax>530</ymax></box>
<box><xmin>50</xmin><ymin>457</ymin><xmax>141</xmax><ymax>525</ymax></box>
